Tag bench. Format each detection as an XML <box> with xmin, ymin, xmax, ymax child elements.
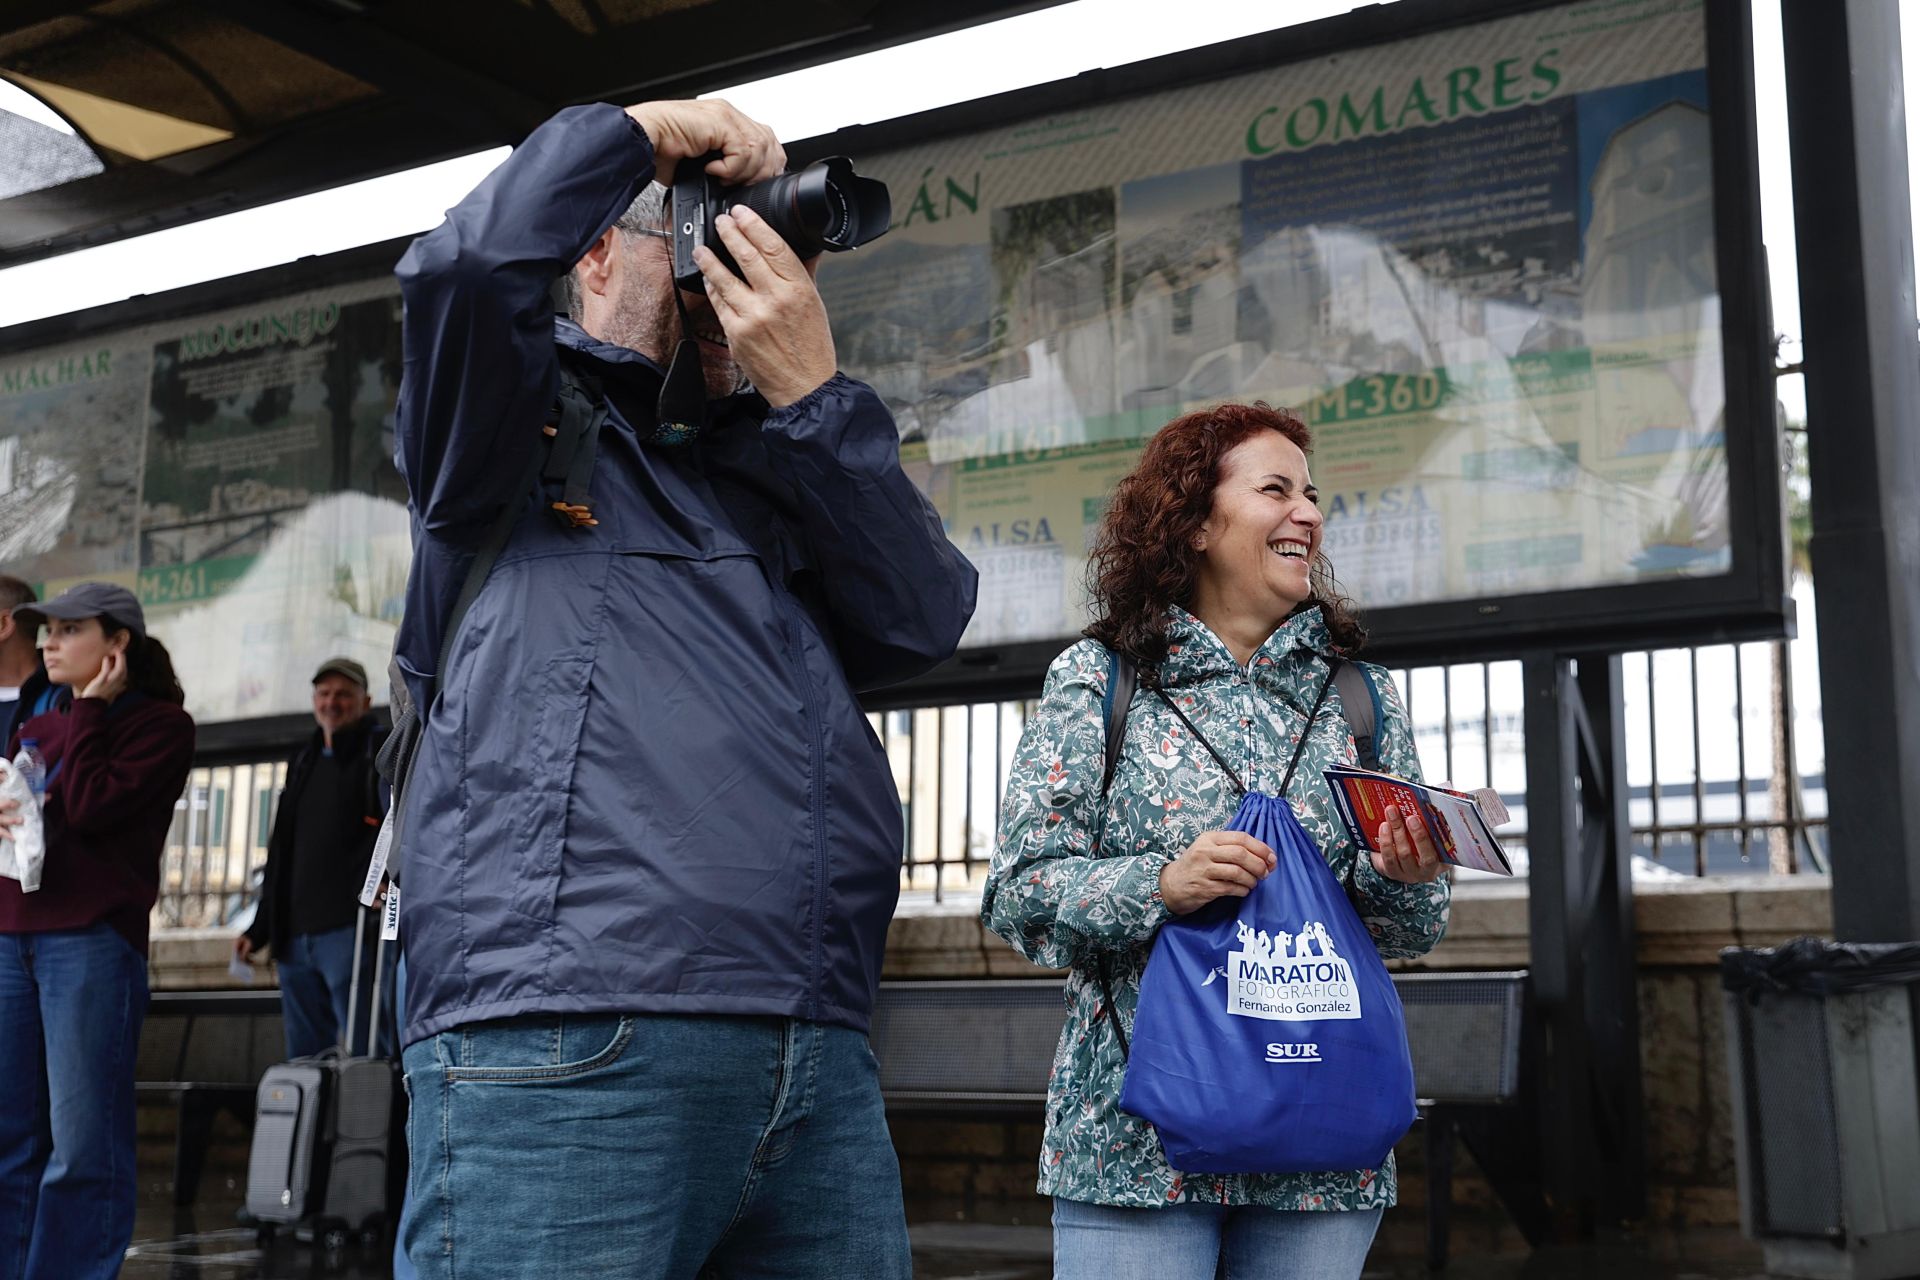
<box><xmin>870</xmin><ymin>972</ymin><xmax>1536</xmax><ymax>1267</ymax></box>
<box><xmin>136</xmin><ymin>989</ymin><xmax>283</xmax><ymax>1205</ymax></box>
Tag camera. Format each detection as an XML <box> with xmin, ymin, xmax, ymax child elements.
<box><xmin>671</xmin><ymin>154</ymin><xmax>891</xmax><ymax>292</ymax></box>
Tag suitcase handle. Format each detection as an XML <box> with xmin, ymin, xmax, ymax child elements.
<box><xmin>342</xmin><ymin>903</ymin><xmax>390</xmax><ymax>1058</ymax></box>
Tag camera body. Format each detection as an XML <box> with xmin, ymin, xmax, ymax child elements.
<box><xmin>671</xmin><ymin>154</ymin><xmax>891</xmax><ymax>292</ymax></box>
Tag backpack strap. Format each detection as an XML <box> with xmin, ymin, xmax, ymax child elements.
<box><xmin>1100</xmin><ymin>649</ymin><xmax>1136</xmax><ymax>801</ymax></box>
<box><xmin>374</xmin><ymin>364</ymin><xmax>609</xmax><ymax>887</ymax></box>
<box><xmin>1096</xmin><ymin>647</ymin><xmax>1135</xmax><ymax>1059</ymax></box>
<box><xmin>540</xmin><ymin>367</ymin><xmax>609</xmax><ymax>528</ymax></box>
<box><xmin>1333</xmin><ymin>660</ymin><xmax>1382</xmax><ymax>772</ymax></box>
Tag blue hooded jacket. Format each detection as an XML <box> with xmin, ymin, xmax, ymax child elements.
<box><xmin>390</xmin><ymin>103</ymin><xmax>978</xmax><ymax>1043</ymax></box>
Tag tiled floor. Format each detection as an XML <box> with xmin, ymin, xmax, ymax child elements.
<box><xmin>127</xmin><ymin>1187</ymin><xmax>1782</xmax><ymax>1279</ymax></box>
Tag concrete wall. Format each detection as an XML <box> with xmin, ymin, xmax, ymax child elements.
<box><xmin>144</xmin><ymin>877</ymin><xmax>1833</xmax><ymax>1227</ymax></box>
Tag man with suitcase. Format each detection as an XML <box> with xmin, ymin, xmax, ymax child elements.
<box><xmin>234</xmin><ymin>657</ymin><xmax>392</xmax><ymax>1057</ymax></box>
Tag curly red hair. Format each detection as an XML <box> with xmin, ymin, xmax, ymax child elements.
<box><xmin>1084</xmin><ymin>401</ymin><xmax>1366</xmax><ymax>671</ymax></box>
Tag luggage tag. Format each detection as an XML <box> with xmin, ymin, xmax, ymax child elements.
<box><xmin>381</xmin><ymin>882</ymin><xmax>401</xmax><ymax>942</ymax></box>
<box><xmin>359</xmin><ymin>812</ymin><xmax>394</xmax><ymax>908</ymax></box>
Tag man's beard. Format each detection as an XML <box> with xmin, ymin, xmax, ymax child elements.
<box><xmin>604</xmin><ymin>281</ymin><xmax>751</xmax><ymax>401</ymax></box>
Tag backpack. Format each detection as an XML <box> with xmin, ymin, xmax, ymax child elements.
<box><xmin>1093</xmin><ymin>647</ymin><xmax>1382</xmax><ymax>1053</ymax></box>
<box><xmin>369</xmin><ymin>365</ymin><xmax>609</xmax><ymax>893</ymax></box>
<box><xmin>1092</xmin><ymin>646</ymin><xmax>1418</xmax><ymax>1174</ymax></box>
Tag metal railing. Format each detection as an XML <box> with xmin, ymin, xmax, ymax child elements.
<box><xmin>151</xmin><ymin>640</ymin><xmax>1830</xmax><ymax>927</ymax></box>
<box><xmin>872</xmin><ymin>639</ymin><xmax>1829</xmax><ymax>903</ymax></box>
<box><xmin>155</xmin><ymin>758</ymin><xmax>286</xmax><ymax>931</ymax></box>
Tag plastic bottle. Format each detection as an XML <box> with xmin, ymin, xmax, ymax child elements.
<box><xmin>14</xmin><ymin>739</ymin><xmax>46</xmax><ymax>797</ymax></box>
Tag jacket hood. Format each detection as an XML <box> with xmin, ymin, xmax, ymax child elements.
<box><xmin>553</xmin><ymin>315</ymin><xmax>666</xmax><ymax>382</ymax></box>
<box><xmin>552</xmin><ymin>316</ymin><xmax>766</xmax><ymax>422</ymax></box>
<box><xmin>1158</xmin><ymin>604</ymin><xmax>1339</xmax><ymax>691</ymax></box>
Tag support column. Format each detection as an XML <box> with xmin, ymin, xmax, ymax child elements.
<box><xmin>1521</xmin><ymin>653</ymin><xmax>1644</xmax><ymax>1232</ymax></box>
<box><xmin>1781</xmin><ymin>0</ymin><xmax>1920</xmax><ymax>941</ymax></box>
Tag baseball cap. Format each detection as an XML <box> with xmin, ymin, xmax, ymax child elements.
<box><xmin>12</xmin><ymin>581</ymin><xmax>145</xmax><ymax>640</ymax></box>
<box><xmin>312</xmin><ymin>656</ymin><xmax>370</xmax><ymax>690</ymax></box>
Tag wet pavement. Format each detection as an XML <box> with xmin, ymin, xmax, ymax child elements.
<box><xmin>127</xmin><ymin>1183</ymin><xmax>1789</xmax><ymax>1279</ymax></box>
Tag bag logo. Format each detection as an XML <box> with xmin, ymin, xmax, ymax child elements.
<box><xmin>1210</xmin><ymin>919</ymin><xmax>1363</xmax><ymax>1022</ymax></box>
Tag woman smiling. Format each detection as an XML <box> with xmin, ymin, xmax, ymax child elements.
<box><xmin>981</xmin><ymin>403</ymin><xmax>1450</xmax><ymax>1280</ymax></box>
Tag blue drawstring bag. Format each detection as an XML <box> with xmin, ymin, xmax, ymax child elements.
<box><xmin>1113</xmin><ymin>670</ymin><xmax>1418</xmax><ymax>1174</ymax></box>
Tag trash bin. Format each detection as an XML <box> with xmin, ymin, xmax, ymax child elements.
<box><xmin>1722</xmin><ymin>937</ymin><xmax>1920</xmax><ymax>1280</ymax></box>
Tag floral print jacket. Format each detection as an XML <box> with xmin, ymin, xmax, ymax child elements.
<box><xmin>979</xmin><ymin>605</ymin><xmax>1451</xmax><ymax>1210</ymax></box>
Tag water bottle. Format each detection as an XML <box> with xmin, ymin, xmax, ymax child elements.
<box><xmin>14</xmin><ymin>739</ymin><xmax>46</xmax><ymax>798</ymax></box>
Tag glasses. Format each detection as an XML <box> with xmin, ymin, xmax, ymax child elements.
<box><xmin>623</xmin><ymin>225</ymin><xmax>671</xmax><ymax>241</ymax></box>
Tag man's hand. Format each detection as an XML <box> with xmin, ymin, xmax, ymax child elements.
<box><xmin>696</xmin><ymin>207</ymin><xmax>837</xmax><ymax>408</ymax></box>
<box><xmin>1372</xmin><ymin>804</ymin><xmax>1446</xmax><ymax>884</ymax></box>
<box><xmin>1159</xmin><ymin>830</ymin><xmax>1277</xmax><ymax>916</ymax></box>
<box><xmin>233</xmin><ymin>935</ymin><xmax>254</xmax><ymax>964</ymax></box>
<box><xmin>624</xmin><ymin>99</ymin><xmax>783</xmax><ymax>187</ymax></box>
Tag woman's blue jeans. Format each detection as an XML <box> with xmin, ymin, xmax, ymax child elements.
<box><xmin>0</xmin><ymin>924</ymin><xmax>148</xmax><ymax>1280</ymax></box>
<box><xmin>401</xmin><ymin>1010</ymin><xmax>911</xmax><ymax>1279</ymax></box>
<box><xmin>1053</xmin><ymin>1197</ymin><xmax>1383</xmax><ymax>1280</ymax></box>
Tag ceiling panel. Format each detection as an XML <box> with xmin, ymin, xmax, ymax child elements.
<box><xmin>0</xmin><ymin>0</ymin><xmax>1065</xmax><ymax>267</ymax></box>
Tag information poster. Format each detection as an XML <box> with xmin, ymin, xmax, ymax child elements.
<box><xmin>0</xmin><ymin>277</ymin><xmax>412</xmax><ymax>722</ymax></box>
<box><xmin>0</xmin><ymin>0</ymin><xmax>1737</xmax><ymax>718</ymax></box>
<box><xmin>818</xmin><ymin>0</ymin><xmax>1730</xmax><ymax>646</ymax></box>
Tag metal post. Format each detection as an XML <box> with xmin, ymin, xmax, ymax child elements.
<box><xmin>1781</xmin><ymin>0</ymin><xmax>1920</xmax><ymax>942</ymax></box>
<box><xmin>1576</xmin><ymin>654</ymin><xmax>1646</xmax><ymax>1222</ymax></box>
<box><xmin>1521</xmin><ymin>652</ymin><xmax>1644</xmax><ymax>1233</ymax></box>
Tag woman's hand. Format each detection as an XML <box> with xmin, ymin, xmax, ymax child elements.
<box><xmin>0</xmin><ymin>793</ymin><xmax>18</xmax><ymax>833</ymax></box>
<box><xmin>1372</xmin><ymin>804</ymin><xmax>1446</xmax><ymax>883</ymax></box>
<box><xmin>81</xmin><ymin>648</ymin><xmax>128</xmax><ymax>702</ymax></box>
<box><xmin>1159</xmin><ymin>830</ymin><xmax>1277</xmax><ymax>915</ymax></box>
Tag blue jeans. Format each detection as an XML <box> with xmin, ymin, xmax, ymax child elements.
<box><xmin>401</xmin><ymin>1012</ymin><xmax>910</xmax><ymax>1280</ymax></box>
<box><xmin>1052</xmin><ymin>1198</ymin><xmax>1383</xmax><ymax>1280</ymax></box>
<box><xmin>391</xmin><ymin>952</ymin><xmax>416</xmax><ymax>1280</ymax></box>
<box><xmin>276</xmin><ymin>921</ymin><xmax>394</xmax><ymax>1059</ymax></box>
<box><xmin>0</xmin><ymin>925</ymin><xmax>149</xmax><ymax>1280</ymax></box>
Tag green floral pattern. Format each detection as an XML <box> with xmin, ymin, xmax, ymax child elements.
<box><xmin>979</xmin><ymin>605</ymin><xmax>1451</xmax><ymax>1210</ymax></box>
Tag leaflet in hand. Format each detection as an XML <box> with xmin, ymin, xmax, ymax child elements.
<box><xmin>1323</xmin><ymin>764</ymin><xmax>1515</xmax><ymax>876</ymax></box>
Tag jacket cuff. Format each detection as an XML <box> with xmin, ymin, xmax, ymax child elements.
<box><xmin>759</xmin><ymin>372</ymin><xmax>859</xmax><ymax>428</ymax></box>
<box><xmin>1111</xmin><ymin>852</ymin><xmax>1174</xmax><ymax>943</ymax></box>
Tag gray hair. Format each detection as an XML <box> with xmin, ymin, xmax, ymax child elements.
<box><xmin>561</xmin><ymin>182</ymin><xmax>670</xmax><ymax>321</ymax></box>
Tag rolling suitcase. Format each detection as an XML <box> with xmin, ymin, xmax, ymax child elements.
<box><xmin>245</xmin><ymin>905</ymin><xmax>404</xmax><ymax>1245</ymax></box>
<box><xmin>313</xmin><ymin>912</ymin><xmax>403</xmax><ymax>1243</ymax></box>
<box><xmin>244</xmin><ymin>1059</ymin><xmax>327</xmax><ymax>1224</ymax></box>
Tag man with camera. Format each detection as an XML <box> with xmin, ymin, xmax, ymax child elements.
<box><xmin>387</xmin><ymin>98</ymin><xmax>976</xmax><ymax>1278</ymax></box>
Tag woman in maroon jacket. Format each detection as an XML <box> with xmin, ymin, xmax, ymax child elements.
<box><xmin>0</xmin><ymin>582</ymin><xmax>193</xmax><ymax>1280</ymax></box>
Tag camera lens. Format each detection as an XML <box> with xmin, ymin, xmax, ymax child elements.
<box><xmin>724</xmin><ymin>157</ymin><xmax>891</xmax><ymax>258</ymax></box>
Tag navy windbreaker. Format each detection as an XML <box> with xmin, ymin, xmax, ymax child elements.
<box><xmin>390</xmin><ymin>103</ymin><xmax>978</xmax><ymax>1043</ymax></box>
